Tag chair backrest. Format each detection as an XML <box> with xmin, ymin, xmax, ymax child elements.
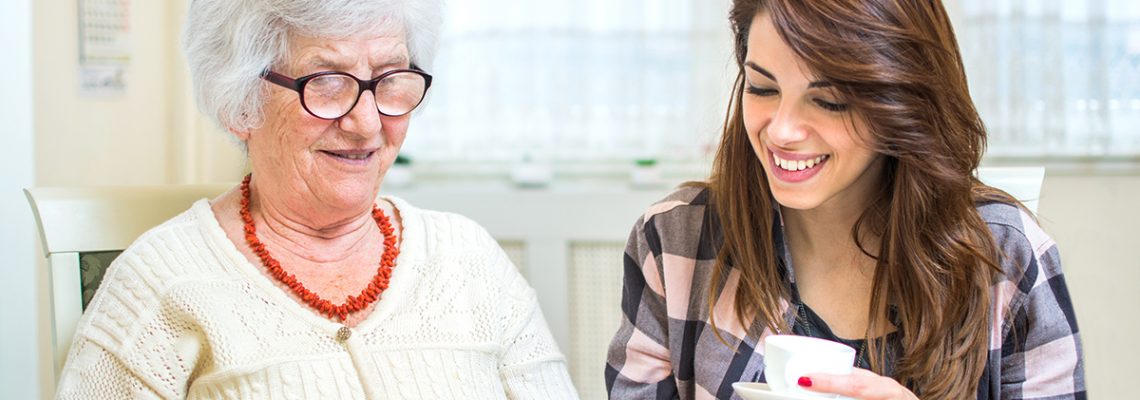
<box><xmin>24</xmin><ymin>184</ymin><xmax>230</xmax><ymax>382</ymax></box>
<box><xmin>976</xmin><ymin>166</ymin><xmax>1046</xmax><ymax>213</ymax></box>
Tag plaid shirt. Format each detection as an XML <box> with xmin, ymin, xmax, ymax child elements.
<box><xmin>605</xmin><ymin>187</ymin><xmax>1085</xmax><ymax>399</ymax></box>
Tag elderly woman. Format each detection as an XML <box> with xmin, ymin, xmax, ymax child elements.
<box><xmin>54</xmin><ymin>1</ymin><xmax>577</xmax><ymax>398</ymax></box>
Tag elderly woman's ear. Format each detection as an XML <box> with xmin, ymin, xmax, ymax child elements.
<box><xmin>229</xmin><ymin>110</ymin><xmax>265</xmax><ymax>142</ymax></box>
<box><xmin>229</xmin><ymin>127</ymin><xmax>251</xmax><ymax>142</ymax></box>
<box><xmin>224</xmin><ymin>110</ymin><xmax>251</xmax><ymax>141</ymax></box>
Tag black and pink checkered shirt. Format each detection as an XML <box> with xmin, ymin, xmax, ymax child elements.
<box><xmin>605</xmin><ymin>186</ymin><xmax>1085</xmax><ymax>399</ymax></box>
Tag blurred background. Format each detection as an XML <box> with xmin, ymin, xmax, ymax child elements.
<box><xmin>2</xmin><ymin>0</ymin><xmax>1138</xmax><ymax>398</ymax></box>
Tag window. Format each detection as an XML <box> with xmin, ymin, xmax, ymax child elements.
<box><xmin>954</xmin><ymin>0</ymin><xmax>1140</xmax><ymax>158</ymax></box>
<box><xmin>407</xmin><ymin>0</ymin><xmax>1140</xmax><ymax>173</ymax></box>
<box><xmin>405</xmin><ymin>0</ymin><xmax>729</xmax><ymax>169</ymax></box>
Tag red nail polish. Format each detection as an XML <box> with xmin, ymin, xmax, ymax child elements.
<box><xmin>798</xmin><ymin>376</ymin><xmax>813</xmax><ymax>387</ymax></box>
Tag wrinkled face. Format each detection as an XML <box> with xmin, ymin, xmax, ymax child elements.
<box><xmin>242</xmin><ymin>28</ymin><xmax>411</xmax><ymax>215</ymax></box>
<box><xmin>742</xmin><ymin>12</ymin><xmax>884</xmax><ymax>212</ymax></box>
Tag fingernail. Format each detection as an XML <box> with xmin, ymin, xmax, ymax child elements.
<box><xmin>797</xmin><ymin>376</ymin><xmax>813</xmax><ymax>387</ymax></box>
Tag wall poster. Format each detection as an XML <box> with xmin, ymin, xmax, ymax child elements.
<box><xmin>77</xmin><ymin>0</ymin><xmax>131</xmax><ymax>96</ymax></box>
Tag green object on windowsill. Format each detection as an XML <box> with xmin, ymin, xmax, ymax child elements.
<box><xmin>635</xmin><ymin>158</ymin><xmax>658</xmax><ymax>167</ymax></box>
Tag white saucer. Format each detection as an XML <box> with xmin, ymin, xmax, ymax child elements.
<box><xmin>732</xmin><ymin>382</ymin><xmax>849</xmax><ymax>400</ymax></box>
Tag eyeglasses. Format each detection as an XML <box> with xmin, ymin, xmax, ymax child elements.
<box><xmin>261</xmin><ymin>67</ymin><xmax>433</xmax><ymax>119</ymax></box>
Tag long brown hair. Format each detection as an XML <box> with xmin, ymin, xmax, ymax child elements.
<box><xmin>709</xmin><ymin>0</ymin><xmax>1019</xmax><ymax>398</ymax></box>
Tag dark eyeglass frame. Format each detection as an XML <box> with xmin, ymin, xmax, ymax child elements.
<box><xmin>260</xmin><ymin>66</ymin><xmax>433</xmax><ymax>119</ymax></box>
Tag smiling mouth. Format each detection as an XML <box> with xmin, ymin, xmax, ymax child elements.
<box><xmin>321</xmin><ymin>150</ymin><xmax>375</xmax><ymax>161</ymax></box>
<box><xmin>772</xmin><ymin>153</ymin><xmax>829</xmax><ymax>172</ymax></box>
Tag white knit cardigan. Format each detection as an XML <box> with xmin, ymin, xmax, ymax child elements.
<box><xmin>55</xmin><ymin>197</ymin><xmax>579</xmax><ymax>399</ymax></box>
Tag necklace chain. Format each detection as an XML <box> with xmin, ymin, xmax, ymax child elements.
<box><xmin>239</xmin><ymin>174</ymin><xmax>399</xmax><ymax>321</ymax></box>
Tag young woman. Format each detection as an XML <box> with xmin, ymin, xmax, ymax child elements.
<box><xmin>605</xmin><ymin>1</ymin><xmax>1085</xmax><ymax>399</ymax></box>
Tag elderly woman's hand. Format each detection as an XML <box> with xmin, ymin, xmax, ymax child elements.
<box><xmin>799</xmin><ymin>368</ymin><xmax>920</xmax><ymax>400</ymax></box>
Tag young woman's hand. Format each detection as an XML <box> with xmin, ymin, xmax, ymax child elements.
<box><xmin>799</xmin><ymin>368</ymin><xmax>919</xmax><ymax>400</ymax></box>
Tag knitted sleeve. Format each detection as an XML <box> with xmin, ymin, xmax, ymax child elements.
<box><xmin>497</xmin><ymin>280</ymin><xmax>579</xmax><ymax>399</ymax></box>
<box><xmin>55</xmin><ymin>339</ymin><xmax>166</xmax><ymax>400</ymax></box>
<box><xmin>454</xmin><ymin>219</ymin><xmax>579</xmax><ymax>399</ymax></box>
<box><xmin>54</xmin><ymin>213</ymin><xmax>206</xmax><ymax>400</ymax></box>
<box><xmin>53</xmin><ymin>255</ymin><xmax>197</xmax><ymax>400</ymax></box>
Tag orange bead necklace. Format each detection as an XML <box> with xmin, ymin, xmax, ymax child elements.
<box><xmin>240</xmin><ymin>174</ymin><xmax>398</xmax><ymax>321</ymax></box>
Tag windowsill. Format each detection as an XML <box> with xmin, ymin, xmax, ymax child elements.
<box><xmin>981</xmin><ymin>155</ymin><xmax>1140</xmax><ymax>176</ymax></box>
<box><xmin>393</xmin><ymin>159</ymin><xmax>712</xmax><ymax>187</ymax></box>
<box><xmin>385</xmin><ymin>154</ymin><xmax>1140</xmax><ymax>191</ymax></box>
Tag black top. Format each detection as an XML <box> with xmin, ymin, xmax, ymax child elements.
<box><xmin>790</xmin><ymin>298</ymin><xmax>900</xmax><ymax>376</ymax></box>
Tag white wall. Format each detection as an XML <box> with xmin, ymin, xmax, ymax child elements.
<box><xmin>1038</xmin><ymin>173</ymin><xmax>1140</xmax><ymax>399</ymax></box>
<box><xmin>34</xmin><ymin>0</ymin><xmax>186</xmax><ymax>186</ymax></box>
<box><xmin>0</xmin><ymin>0</ymin><xmax>38</xmax><ymax>398</ymax></box>
<box><xmin>40</xmin><ymin>0</ymin><xmax>244</xmax><ymax>187</ymax></box>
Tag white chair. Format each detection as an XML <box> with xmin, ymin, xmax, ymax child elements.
<box><xmin>24</xmin><ymin>184</ymin><xmax>230</xmax><ymax>382</ymax></box>
<box><xmin>976</xmin><ymin>166</ymin><xmax>1046</xmax><ymax>213</ymax></box>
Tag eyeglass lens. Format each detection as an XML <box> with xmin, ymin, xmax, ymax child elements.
<box><xmin>302</xmin><ymin>72</ymin><xmax>427</xmax><ymax>119</ymax></box>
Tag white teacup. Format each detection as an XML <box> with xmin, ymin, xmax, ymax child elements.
<box><xmin>763</xmin><ymin>335</ymin><xmax>856</xmax><ymax>398</ymax></box>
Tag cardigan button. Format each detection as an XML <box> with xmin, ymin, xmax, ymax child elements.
<box><xmin>336</xmin><ymin>326</ymin><xmax>352</xmax><ymax>342</ymax></box>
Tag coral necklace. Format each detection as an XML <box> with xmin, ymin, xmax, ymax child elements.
<box><xmin>240</xmin><ymin>174</ymin><xmax>398</xmax><ymax>321</ymax></box>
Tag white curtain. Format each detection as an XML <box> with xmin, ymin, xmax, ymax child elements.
<box><xmin>405</xmin><ymin>0</ymin><xmax>730</xmax><ymax>166</ymax></box>
<box><xmin>956</xmin><ymin>0</ymin><xmax>1140</xmax><ymax>157</ymax></box>
<box><xmin>407</xmin><ymin>0</ymin><xmax>1140</xmax><ymax>168</ymax></box>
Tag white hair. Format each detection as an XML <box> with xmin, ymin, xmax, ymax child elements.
<box><xmin>182</xmin><ymin>0</ymin><xmax>443</xmax><ymax>133</ymax></box>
